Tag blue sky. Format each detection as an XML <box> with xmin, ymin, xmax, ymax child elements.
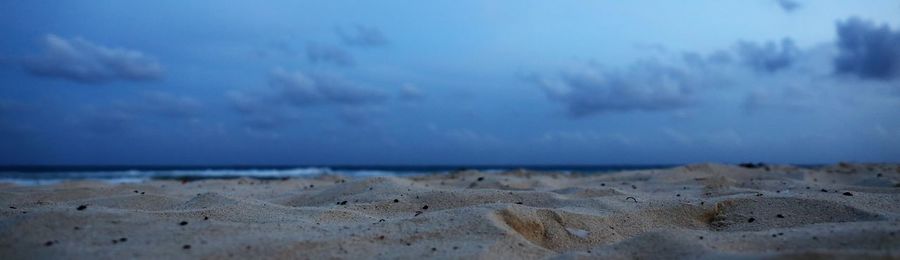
<box><xmin>1</xmin><ymin>0</ymin><xmax>899</xmax><ymax>165</ymax></box>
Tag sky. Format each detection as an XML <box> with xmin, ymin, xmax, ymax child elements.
<box><xmin>1</xmin><ymin>0</ymin><xmax>899</xmax><ymax>165</ymax></box>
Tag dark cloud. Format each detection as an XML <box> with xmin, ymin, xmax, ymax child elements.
<box><xmin>834</xmin><ymin>17</ymin><xmax>900</xmax><ymax>80</ymax></box>
<box><xmin>305</xmin><ymin>43</ymin><xmax>354</xmax><ymax>66</ymax></box>
<box><xmin>775</xmin><ymin>0</ymin><xmax>801</xmax><ymax>13</ymax></box>
<box><xmin>23</xmin><ymin>34</ymin><xmax>163</xmax><ymax>84</ymax></box>
<box><xmin>735</xmin><ymin>38</ymin><xmax>800</xmax><ymax>73</ymax></box>
<box><xmin>530</xmin><ymin>61</ymin><xmax>702</xmax><ymax>117</ymax></box>
<box><xmin>337</xmin><ymin>25</ymin><xmax>387</xmax><ymax>47</ymax></box>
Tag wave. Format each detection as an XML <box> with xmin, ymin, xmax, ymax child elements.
<box><xmin>0</xmin><ymin>167</ymin><xmax>416</xmax><ymax>185</ymax></box>
<box><xmin>0</xmin><ymin>165</ymin><xmax>676</xmax><ymax>185</ymax></box>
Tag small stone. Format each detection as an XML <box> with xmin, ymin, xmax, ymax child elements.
<box><xmin>748</xmin><ymin>217</ymin><xmax>755</xmax><ymax>223</ymax></box>
<box><xmin>179</xmin><ymin>221</ymin><xmax>188</xmax><ymax>226</ymax></box>
<box><xmin>77</xmin><ymin>205</ymin><xmax>87</xmax><ymax>211</ymax></box>
<box><xmin>565</xmin><ymin>228</ymin><xmax>590</xmax><ymax>238</ymax></box>
<box><xmin>776</xmin><ymin>214</ymin><xmax>785</xmax><ymax>218</ymax></box>
<box><xmin>393</xmin><ymin>199</ymin><xmax>399</xmax><ymax>203</ymax></box>
<box><xmin>422</xmin><ymin>205</ymin><xmax>429</xmax><ymax>210</ymax></box>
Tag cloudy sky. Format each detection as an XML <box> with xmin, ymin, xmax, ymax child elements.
<box><xmin>1</xmin><ymin>1</ymin><xmax>899</xmax><ymax>165</ymax></box>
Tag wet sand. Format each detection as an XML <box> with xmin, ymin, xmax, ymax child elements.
<box><xmin>1</xmin><ymin>163</ymin><xmax>898</xmax><ymax>259</ymax></box>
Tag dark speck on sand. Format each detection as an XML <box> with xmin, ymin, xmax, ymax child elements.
<box><xmin>748</xmin><ymin>218</ymin><xmax>756</xmax><ymax>223</ymax></box>
<box><xmin>179</xmin><ymin>221</ymin><xmax>188</xmax><ymax>226</ymax></box>
<box><xmin>843</xmin><ymin>192</ymin><xmax>853</xmax><ymax>196</ymax></box>
<box><xmin>183</xmin><ymin>245</ymin><xmax>191</xmax><ymax>250</ymax></box>
<box><xmin>77</xmin><ymin>205</ymin><xmax>87</xmax><ymax>211</ymax></box>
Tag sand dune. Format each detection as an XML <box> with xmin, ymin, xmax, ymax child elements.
<box><xmin>1</xmin><ymin>163</ymin><xmax>898</xmax><ymax>259</ymax></box>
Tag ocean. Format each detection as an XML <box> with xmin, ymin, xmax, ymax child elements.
<box><xmin>0</xmin><ymin>165</ymin><xmax>676</xmax><ymax>185</ymax></box>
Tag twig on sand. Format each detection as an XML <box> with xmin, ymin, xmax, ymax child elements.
<box><xmin>625</xmin><ymin>197</ymin><xmax>638</xmax><ymax>203</ymax></box>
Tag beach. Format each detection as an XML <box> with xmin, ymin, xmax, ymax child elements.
<box><xmin>1</xmin><ymin>163</ymin><xmax>898</xmax><ymax>259</ymax></box>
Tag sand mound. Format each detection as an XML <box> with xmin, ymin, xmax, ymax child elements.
<box><xmin>1</xmin><ymin>163</ymin><xmax>898</xmax><ymax>259</ymax></box>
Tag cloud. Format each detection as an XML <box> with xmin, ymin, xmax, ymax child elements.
<box><xmin>834</xmin><ymin>17</ymin><xmax>900</xmax><ymax>81</ymax></box>
<box><xmin>337</xmin><ymin>25</ymin><xmax>388</xmax><ymax>47</ymax></box>
<box><xmin>305</xmin><ymin>43</ymin><xmax>354</xmax><ymax>66</ymax></box>
<box><xmin>23</xmin><ymin>34</ymin><xmax>163</xmax><ymax>84</ymax></box>
<box><xmin>270</xmin><ymin>68</ymin><xmax>387</xmax><ymax>106</ymax></box>
<box><xmin>537</xmin><ymin>131</ymin><xmax>635</xmax><ymax>146</ymax></box>
<box><xmin>79</xmin><ymin>109</ymin><xmax>136</xmax><ymax>134</ymax></box>
<box><xmin>775</xmin><ymin>0</ymin><xmax>801</xmax><ymax>13</ymax></box>
<box><xmin>227</xmin><ymin>69</ymin><xmax>388</xmax><ymax>128</ymax></box>
<box><xmin>529</xmin><ymin>60</ymin><xmax>706</xmax><ymax>117</ymax></box>
<box><xmin>130</xmin><ymin>92</ymin><xmax>203</xmax><ymax>119</ymax></box>
<box><xmin>735</xmin><ymin>38</ymin><xmax>800</xmax><ymax>73</ymax></box>
<box><xmin>397</xmin><ymin>83</ymin><xmax>425</xmax><ymax>101</ymax></box>
<box><xmin>74</xmin><ymin>92</ymin><xmax>203</xmax><ymax>134</ymax></box>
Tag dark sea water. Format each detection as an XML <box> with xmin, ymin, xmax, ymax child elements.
<box><xmin>0</xmin><ymin>165</ymin><xmax>676</xmax><ymax>185</ymax></box>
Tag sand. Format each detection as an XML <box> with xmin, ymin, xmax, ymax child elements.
<box><xmin>1</xmin><ymin>163</ymin><xmax>899</xmax><ymax>259</ymax></box>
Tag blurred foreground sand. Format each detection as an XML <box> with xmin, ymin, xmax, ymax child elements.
<box><xmin>1</xmin><ymin>163</ymin><xmax>899</xmax><ymax>259</ymax></box>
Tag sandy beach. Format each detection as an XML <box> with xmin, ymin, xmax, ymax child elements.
<box><xmin>1</xmin><ymin>163</ymin><xmax>898</xmax><ymax>259</ymax></box>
